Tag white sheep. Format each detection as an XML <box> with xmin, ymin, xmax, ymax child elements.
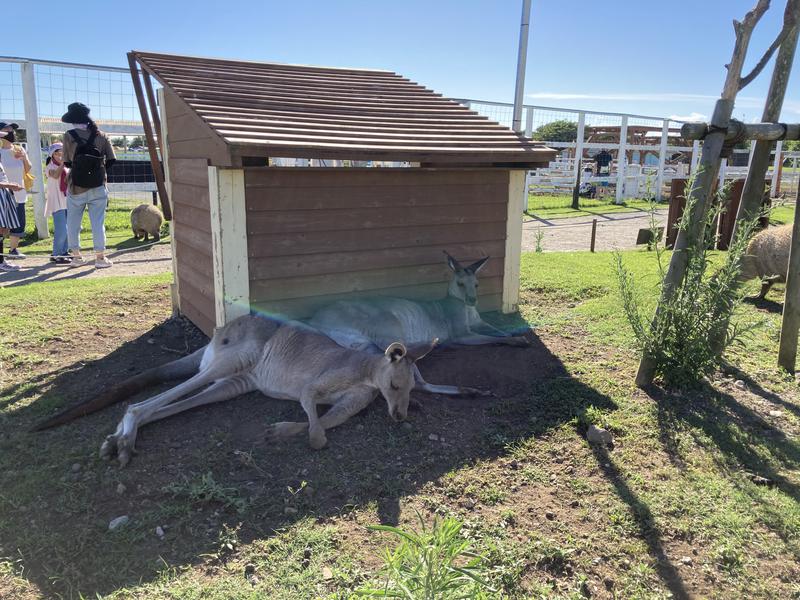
<box><xmin>130</xmin><ymin>203</ymin><xmax>164</xmax><ymax>242</ymax></box>
<box><xmin>740</xmin><ymin>223</ymin><xmax>792</xmax><ymax>299</ymax></box>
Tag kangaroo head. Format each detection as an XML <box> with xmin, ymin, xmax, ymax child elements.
<box><xmin>377</xmin><ymin>339</ymin><xmax>437</xmax><ymax>422</ymax></box>
<box><xmin>445</xmin><ymin>251</ymin><xmax>489</xmax><ymax>307</ymax></box>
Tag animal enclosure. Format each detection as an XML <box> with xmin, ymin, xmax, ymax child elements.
<box><xmin>130</xmin><ymin>51</ymin><xmax>555</xmax><ymax>335</ymax></box>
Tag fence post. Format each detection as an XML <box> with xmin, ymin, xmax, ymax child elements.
<box><xmin>690</xmin><ymin>140</ymin><xmax>701</xmax><ymax>174</ymax></box>
<box><xmin>590</xmin><ymin>219</ymin><xmax>597</xmax><ymax>252</ymax></box>
<box><xmin>20</xmin><ymin>61</ymin><xmax>48</xmax><ymax>239</ymax></box>
<box><xmin>573</xmin><ymin>111</ymin><xmax>586</xmax><ymax>184</ymax></box>
<box><xmin>615</xmin><ymin>115</ymin><xmax>628</xmax><ymax>204</ymax></box>
<box><xmin>655</xmin><ymin>119</ymin><xmax>669</xmax><ymax>201</ymax></box>
<box><xmin>771</xmin><ymin>140</ymin><xmax>783</xmax><ymax>195</ymax></box>
<box><xmin>524</xmin><ymin>106</ymin><xmax>534</xmax><ymax>139</ymax></box>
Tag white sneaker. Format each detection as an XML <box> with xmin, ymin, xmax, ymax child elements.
<box><xmin>0</xmin><ymin>261</ymin><xmax>21</xmax><ymax>272</ymax></box>
<box><xmin>95</xmin><ymin>257</ymin><xmax>113</xmax><ymax>269</ymax></box>
<box><xmin>69</xmin><ymin>254</ymin><xmax>87</xmax><ymax>267</ymax></box>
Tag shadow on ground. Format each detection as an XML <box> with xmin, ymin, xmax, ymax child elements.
<box><xmin>0</xmin><ymin>313</ymin><xmax>693</xmax><ymax>599</ymax></box>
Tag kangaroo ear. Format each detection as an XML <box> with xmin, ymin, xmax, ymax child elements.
<box><xmin>384</xmin><ymin>342</ymin><xmax>407</xmax><ymax>363</ymax></box>
<box><xmin>467</xmin><ymin>256</ymin><xmax>490</xmax><ymax>274</ymax></box>
<box><xmin>406</xmin><ymin>338</ymin><xmax>438</xmax><ymax>363</ymax></box>
<box><xmin>443</xmin><ymin>250</ymin><xmax>462</xmax><ymax>272</ymax></box>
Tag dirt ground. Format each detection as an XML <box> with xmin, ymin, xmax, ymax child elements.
<box><xmin>0</xmin><ymin>242</ymin><xmax>173</xmax><ymax>287</ymax></box>
<box><xmin>522</xmin><ymin>208</ymin><xmax>668</xmax><ymax>253</ymax></box>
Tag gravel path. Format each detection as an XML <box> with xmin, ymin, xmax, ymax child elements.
<box><xmin>522</xmin><ymin>208</ymin><xmax>668</xmax><ymax>253</ymax></box>
<box><xmin>0</xmin><ymin>241</ymin><xmax>173</xmax><ymax>287</ymax></box>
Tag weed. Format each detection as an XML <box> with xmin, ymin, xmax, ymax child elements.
<box><xmin>357</xmin><ymin>515</ymin><xmax>495</xmax><ymax>599</ymax></box>
<box><xmin>164</xmin><ymin>472</ymin><xmax>249</xmax><ymax>514</ymax></box>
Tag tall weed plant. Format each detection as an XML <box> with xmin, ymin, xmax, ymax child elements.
<box><xmin>614</xmin><ymin>175</ymin><xmax>763</xmax><ymax>387</ymax></box>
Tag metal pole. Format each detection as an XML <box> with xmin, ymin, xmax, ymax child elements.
<box><xmin>573</xmin><ymin>111</ymin><xmax>586</xmax><ymax>183</ymax></box>
<box><xmin>590</xmin><ymin>219</ymin><xmax>597</xmax><ymax>252</ymax></box>
<box><xmin>655</xmin><ymin>119</ymin><xmax>669</xmax><ymax>201</ymax></box>
<box><xmin>20</xmin><ymin>61</ymin><xmax>48</xmax><ymax>239</ymax></box>
<box><xmin>615</xmin><ymin>115</ymin><xmax>628</xmax><ymax>204</ymax></box>
<box><xmin>511</xmin><ymin>0</ymin><xmax>532</xmax><ymax>132</ymax></box>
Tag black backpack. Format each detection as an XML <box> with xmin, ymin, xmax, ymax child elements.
<box><xmin>68</xmin><ymin>129</ymin><xmax>106</xmax><ymax>188</ymax></box>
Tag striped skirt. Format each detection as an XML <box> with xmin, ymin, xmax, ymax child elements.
<box><xmin>0</xmin><ymin>188</ymin><xmax>20</xmax><ymax>229</ymax></box>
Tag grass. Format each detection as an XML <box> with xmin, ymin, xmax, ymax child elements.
<box><xmin>526</xmin><ymin>194</ymin><xmax>661</xmax><ymax>220</ymax></box>
<box><xmin>9</xmin><ymin>197</ymin><xmax>168</xmax><ymax>257</ymax></box>
<box><xmin>0</xmin><ymin>251</ymin><xmax>798</xmax><ymax>598</ymax></box>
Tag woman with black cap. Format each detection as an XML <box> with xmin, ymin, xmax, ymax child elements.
<box><xmin>0</xmin><ymin>129</ymin><xmax>23</xmax><ymax>273</ymax></box>
<box><xmin>61</xmin><ymin>102</ymin><xmax>116</xmax><ymax>268</ymax></box>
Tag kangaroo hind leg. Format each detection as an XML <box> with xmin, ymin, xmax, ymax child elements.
<box><xmin>413</xmin><ymin>364</ymin><xmax>492</xmax><ymax>397</ymax></box>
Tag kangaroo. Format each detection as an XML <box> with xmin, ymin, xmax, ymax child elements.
<box><xmin>308</xmin><ymin>252</ymin><xmax>530</xmax><ymax>396</ymax></box>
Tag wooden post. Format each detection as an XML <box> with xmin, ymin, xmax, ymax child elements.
<box><xmin>503</xmin><ymin>170</ymin><xmax>526</xmax><ymax>313</ymax></box>
<box><xmin>778</xmin><ymin>178</ymin><xmax>800</xmax><ymax>371</ymax></box>
<box><xmin>20</xmin><ymin>62</ymin><xmax>48</xmax><ymax>239</ymax></box>
<box><xmin>590</xmin><ymin>219</ymin><xmax>597</xmax><ymax>252</ymax></box>
<box><xmin>636</xmin><ymin>0</ymin><xmax>771</xmax><ymax>387</ymax></box>
<box><xmin>572</xmin><ymin>112</ymin><xmax>586</xmax><ymax>210</ymax></box>
<box><xmin>734</xmin><ymin>8</ymin><xmax>800</xmax><ymax>231</ymax></box>
<box><xmin>771</xmin><ymin>140</ymin><xmax>783</xmax><ymax>194</ymax></box>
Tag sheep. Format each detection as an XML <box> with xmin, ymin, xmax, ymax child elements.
<box><xmin>739</xmin><ymin>223</ymin><xmax>792</xmax><ymax>299</ymax></box>
<box><xmin>130</xmin><ymin>203</ymin><xmax>164</xmax><ymax>242</ymax></box>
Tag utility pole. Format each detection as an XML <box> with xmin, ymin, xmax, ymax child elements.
<box><xmin>512</xmin><ymin>0</ymin><xmax>532</xmax><ymax>133</ymax></box>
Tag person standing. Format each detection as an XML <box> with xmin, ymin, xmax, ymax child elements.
<box><xmin>0</xmin><ymin>130</ymin><xmax>23</xmax><ymax>273</ymax></box>
<box><xmin>61</xmin><ymin>103</ymin><xmax>116</xmax><ymax>268</ymax></box>
<box><xmin>0</xmin><ymin>121</ymin><xmax>32</xmax><ymax>259</ymax></box>
<box><xmin>45</xmin><ymin>142</ymin><xmax>70</xmax><ymax>264</ymax></box>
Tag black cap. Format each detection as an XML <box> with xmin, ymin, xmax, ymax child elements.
<box><xmin>60</xmin><ymin>103</ymin><xmax>91</xmax><ymax>124</ymax></box>
<box><xmin>0</xmin><ymin>122</ymin><xmax>19</xmax><ymax>130</ymax></box>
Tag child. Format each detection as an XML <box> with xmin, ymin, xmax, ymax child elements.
<box><xmin>45</xmin><ymin>143</ymin><xmax>71</xmax><ymax>264</ymax></box>
<box><xmin>0</xmin><ymin>130</ymin><xmax>23</xmax><ymax>272</ymax></box>
<box><xmin>0</xmin><ymin>122</ymin><xmax>31</xmax><ymax>258</ymax></box>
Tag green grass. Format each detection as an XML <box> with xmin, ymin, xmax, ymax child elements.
<box><xmin>0</xmin><ymin>253</ymin><xmax>798</xmax><ymax>599</ymax></box>
<box><xmin>11</xmin><ymin>197</ymin><xmax>167</xmax><ymax>256</ymax></box>
<box><xmin>770</xmin><ymin>203</ymin><xmax>795</xmax><ymax>225</ymax></box>
<box><xmin>527</xmin><ymin>195</ymin><xmax>661</xmax><ymax>220</ymax></box>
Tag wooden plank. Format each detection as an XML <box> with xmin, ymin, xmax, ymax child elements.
<box><xmin>174</xmin><ymin>225</ymin><xmax>212</xmax><ymax>257</ymax></box>
<box><xmin>244</xmin><ymin>183</ymin><xmax>507</xmax><ymax>212</ymax></box>
<box><xmin>247</xmin><ymin>222</ymin><xmax>507</xmax><ymax>258</ymax></box>
<box><xmin>250</xmin><ymin>263</ymin><xmax>504</xmax><ymax>302</ymax></box>
<box><xmin>251</xmin><ymin>287</ymin><xmax>502</xmax><ymax>321</ymax></box>
<box><xmin>502</xmin><ymin>170</ymin><xmax>523</xmax><ymax>313</ymax></box>
<box><xmin>174</xmin><ymin>237</ymin><xmax>213</xmax><ymax>278</ymax></box>
<box><xmin>173</xmin><ymin>201</ymin><xmax>212</xmax><ymax>234</ymax></box>
<box><xmin>249</xmin><ymin>242</ymin><xmax>505</xmax><ymax>280</ymax></box>
<box><xmin>171</xmin><ymin>183</ymin><xmax>209</xmax><ymax>210</ymax></box>
<box><xmin>170</xmin><ymin>160</ymin><xmax>211</xmax><ymax>189</ymax></box>
<box><xmin>246</xmin><ymin>204</ymin><xmax>505</xmax><ymax>235</ymax></box>
<box><xmin>244</xmin><ymin>167</ymin><xmax>508</xmax><ymax>189</ymax></box>
<box><xmin>179</xmin><ymin>292</ymin><xmax>216</xmax><ymax>337</ymax></box>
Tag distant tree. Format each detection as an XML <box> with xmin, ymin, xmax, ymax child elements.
<box><xmin>111</xmin><ymin>137</ymin><xmax>126</xmax><ymax>147</ymax></box>
<box><xmin>532</xmin><ymin>119</ymin><xmax>578</xmax><ymax>142</ymax></box>
<box><xmin>130</xmin><ymin>136</ymin><xmax>146</xmax><ymax>147</ymax></box>
<box><xmin>784</xmin><ymin>140</ymin><xmax>800</xmax><ymax>151</ymax></box>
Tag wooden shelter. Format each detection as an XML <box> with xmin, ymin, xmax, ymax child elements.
<box><xmin>129</xmin><ymin>51</ymin><xmax>555</xmax><ymax>336</ymax></box>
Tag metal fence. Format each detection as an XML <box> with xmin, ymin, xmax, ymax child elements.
<box><xmin>0</xmin><ymin>55</ymin><xmax>793</xmax><ymax>240</ymax></box>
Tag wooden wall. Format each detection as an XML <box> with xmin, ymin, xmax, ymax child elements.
<box><xmin>244</xmin><ymin>168</ymin><xmax>509</xmax><ymax>319</ymax></box>
<box><xmin>165</xmin><ymin>91</ymin><xmax>217</xmax><ymax>335</ymax></box>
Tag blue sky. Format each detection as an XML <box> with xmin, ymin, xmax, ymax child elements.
<box><xmin>4</xmin><ymin>0</ymin><xmax>800</xmax><ymax>123</ymax></box>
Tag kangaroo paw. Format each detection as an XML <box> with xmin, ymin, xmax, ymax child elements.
<box><xmin>265</xmin><ymin>421</ymin><xmax>308</xmax><ymax>442</ymax></box>
<box><xmin>116</xmin><ymin>434</ymin><xmax>137</xmax><ymax>468</ymax></box>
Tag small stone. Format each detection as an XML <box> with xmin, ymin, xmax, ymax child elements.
<box><xmin>570</xmin><ymin>499</ymin><xmax>580</xmax><ymax>508</ymax></box>
<box><xmin>356</xmin><ymin>424</ymin><xmax>365</xmax><ymax>431</ymax></box>
<box><xmin>586</xmin><ymin>425</ymin><xmax>613</xmax><ymax>446</ymax></box>
<box><xmin>545</xmin><ymin>511</ymin><xmax>556</xmax><ymax>520</ymax></box>
<box><xmin>71</xmin><ymin>463</ymin><xmax>82</xmax><ymax>473</ymax></box>
<box><xmin>155</xmin><ymin>526</ymin><xmax>165</xmax><ymax>538</ymax></box>
<box><xmin>768</xmin><ymin>410</ymin><xmax>783</xmax><ymax>418</ymax></box>
<box><xmin>108</xmin><ymin>515</ymin><xmax>130</xmax><ymax>531</ymax></box>
<box><xmin>603</xmin><ymin>577</ymin><xmax>615</xmax><ymax>590</ymax></box>
<box><xmin>244</xmin><ymin>563</ymin><xmax>256</xmax><ymax>576</ymax></box>
<box><xmin>322</xmin><ymin>566</ymin><xmax>333</xmax><ymax>580</ymax></box>
<box><xmin>401</xmin><ymin>422</ymin><xmax>413</xmax><ymax>431</ymax></box>
<box><xmin>284</xmin><ymin>506</ymin><xmax>298</xmax><ymax>516</ymax></box>
<box><xmin>116</xmin><ymin>483</ymin><xmax>127</xmax><ymax>495</ymax></box>
<box><xmin>734</xmin><ymin>379</ymin><xmax>746</xmax><ymax>390</ymax></box>
<box><xmin>428</xmin><ymin>433</ymin><xmax>440</xmax><ymax>442</ymax></box>
<box><xmin>680</xmin><ymin>556</ymin><xmax>693</xmax><ymax>565</ymax></box>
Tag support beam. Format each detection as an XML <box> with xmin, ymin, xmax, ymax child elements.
<box><xmin>690</xmin><ymin>140</ymin><xmax>701</xmax><ymax>174</ymax></box>
<box><xmin>615</xmin><ymin>116</ymin><xmax>628</xmax><ymax>204</ymax></box>
<box><xmin>779</xmin><ymin>179</ymin><xmax>800</xmax><ymax>371</ymax></box>
<box><xmin>771</xmin><ymin>140</ymin><xmax>783</xmax><ymax>195</ymax></box>
<box><xmin>512</xmin><ymin>0</ymin><xmax>532</xmax><ymax>133</ymax></box>
<box><xmin>682</xmin><ymin>119</ymin><xmax>800</xmax><ymax>142</ymax></box>
<box><xmin>20</xmin><ymin>62</ymin><xmax>48</xmax><ymax>239</ymax></box>
<box><xmin>208</xmin><ymin>167</ymin><xmax>250</xmax><ymax>327</ymax></box>
<box><xmin>157</xmin><ymin>87</ymin><xmax>179</xmax><ymax>316</ymax></box>
<box><xmin>655</xmin><ymin>119</ymin><xmax>669</xmax><ymax>201</ymax></box>
<box><xmin>524</xmin><ymin>106</ymin><xmax>534</xmax><ymax>138</ymax></box>
<box><xmin>502</xmin><ymin>170</ymin><xmax>526</xmax><ymax>313</ymax></box>
<box><xmin>573</xmin><ymin>112</ymin><xmax>586</xmax><ymax>183</ymax></box>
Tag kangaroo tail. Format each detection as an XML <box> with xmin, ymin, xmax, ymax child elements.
<box><xmin>31</xmin><ymin>346</ymin><xmax>207</xmax><ymax>431</ymax></box>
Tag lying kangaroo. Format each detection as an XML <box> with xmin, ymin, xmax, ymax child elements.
<box><xmin>308</xmin><ymin>252</ymin><xmax>529</xmax><ymax>396</ymax></box>
<box><xmin>35</xmin><ymin>315</ymin><xmax>434</xmax><ymax>466</ymax></box>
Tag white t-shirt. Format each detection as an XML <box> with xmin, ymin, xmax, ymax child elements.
<box><xmin>45</xmin><ymin>162</ymin><xmax>68</xmax><ymax>216</ymax></box>
<box><xmin>0</xmin><ymin>147</ymin><xmax>27</xmax><ymax>203</ymax></box>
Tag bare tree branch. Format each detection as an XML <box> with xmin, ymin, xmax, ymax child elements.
<box><xmin>739</xmin><ymin>0</ymin><xmax>798</xmax><ymax>89</ymax></box>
